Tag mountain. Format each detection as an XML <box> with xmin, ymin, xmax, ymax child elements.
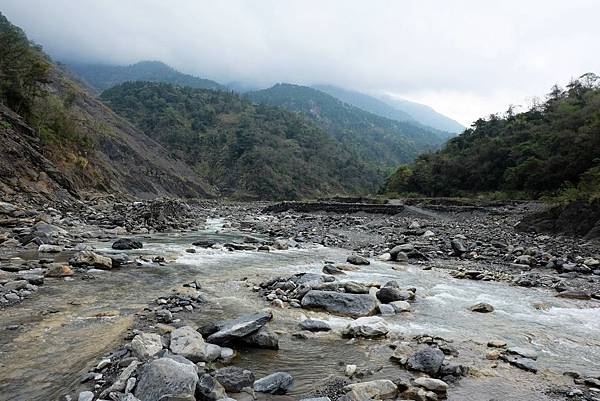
<box><xmin>101</xmin><ymin>81</ymin><xmax>381</xmax><ymax>199</ymax></box>
<box><xmin>246</xmin><ymin>83</ymin><xmax>445</xmax><ymax>173</ymax></box>
<box><xmin>65</xmin><ymin>60</ymin><xmax>224</xmax><ymax>93</ymax></box>
<box><xmin>313</xmin><ymin>84</ymin><xmax>464</xmax><ymax>135</ymax></box>
<box><xmin>383</xmin><ymin>74</ymin><xmax>600</xmax><ymax>199</ymax></box>
<box><xmin>0</xmin><ymin>12</ymin><xmax>210</xmax><ymax>201</ymax></box>
<box><xmin>379</xmin><ymin>94</ymin><xmax>465</xmax><ymax>135</ymax></box>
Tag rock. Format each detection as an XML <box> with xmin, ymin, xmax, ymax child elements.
<box><xmin>343</xmin><ymin>282</ymin><xmax>369</xmax><ymax>294</ymax></box>
<box><xmin>500</xmin><ymin>354</ymin><xmax>538</xmax><ymax>373</ymax></box>
<box><xmin>272</xmin><ymin>239</ymin><xmax>289</xmax><ymax>250</ymax></box>
<box><xmin>507</xmin><ymin>347</ymin><xmax>538</xmax><ymax>360</ymax></box>
<box><xmin>196</xmin><ymin>373</ymin><xmax>227</xmax><ymax>400</ymax></box>
<box><xmin>323</xmin><ymin>264</ymin><xmax>346</xmax><ymax>275</ymax></box>
<box><xmin>253</xmin><ymin>372</ymin><xmax>294</xmax><ymax>394</ymax></box>
<box><xmin>406</xmin><ymin>347</ymin><xmax>445</xmax><ymax>376</ymax></box>
<box><xmin>344</xmin><ymin>380</ymin><xmax>397</xmax><ymax>400</ymax></box>
<box><xmin>70</xmin><ymin>251</ymin><xmax>113</xmax><ymax>270</ymax></box>
<box><xmin>555</xmin><ymin>290</ymin><xmax>591</xmax><ymax>300</ymax></box>
<box><xmin>342</xmin><ymin>316</ymin><xmax>389</xmax><ymax>338</ymax></box>
<box><xmin>376</xmin><ymin>287</ymin><xmax>409</xmax><ymax>303</ymax></box>
<box><xmin>156</xmin><ymin>309</ymin><xmax>173</xmax><ymax>323</ymax></box>
<box><xmin>241</xmin><ymin>325</ymin><xmax>279</xmax><ymax>349</ymax></box>
<box><xmin>451</xmin><ymin>238</ymin><xmax>468</xmax><ymax>255</ymax></box>
<box><xmin>38</xmin><ymin>244</ymin><xmax>63</xmax><ymax>253</ymax></box>
<box><xmin>215</xmin><ymin>366</ymin><xmax>256</xmax><ymax>392</ymax></box>
<box><xmin>346</xmin><ymin>255</ymin><xmax>370</xmax><ymax>265</ymax></box>
<box><xmin>135</xmin><ymin>357</ymin><xmax>198</xmax><ymax>401</ymax></box>
<box><xmin>78</xmin><ymin>391</ymin><xmax>94</xmax><ymax>401</ymax></box>
<box><xmin>413</xmin><ymin>377</ymin><xmax>448</xmax><ymax>393</ymax></box>
<box><xmin>170</xmin><ymin>326</ymin><xmax>214</xmax><ymax>362</ymax></box>
<box><xmin>207</xmin><ymin>311</ymin><xmax>272</xmax><ymax>345</ymax></box>
<box><xmin>44</xmin><ymin>264</ymin><xmax>73</xmax><ymax>277</ymax></box>
<box><xmin>299</xmin><ymin>319</ymin><xmax>331</xmax><ymax>332</ymax></box>
<box><xmin>390</xmin><ymin>300</ymin><xmax>411</xmax><ymax>313</ymax></box>
<box><xmin>99</xmin><ymin>360</ymin><xmax>141</xmax><ymax>397</ymax></box>
<box><xmin>112</xmin><ymin>238</ymin><xmax>143</xmax><ymax>250</ymax></box>
<box><xmin>470</xmin><ymin>302</ymin><xmax>494</xmax><ymax>313</ymax></box>
<box><xmin>378</xmin><ymin>304</ymin><xmax>395</xmax><ymax>315</ymax></box>
<box><xmin>345</xmin><ymin>364</ymin><xmax>357</xmax><ymax>377</ymax></box>
<box><xmin>390</xmin><ymin>244</ymin><xmax>413</xmax><ymax>261</ymax></box>
<box><xmin>487</xmin><ymin>340</ymin><xmax>507</xmax><ymax>348</ymax></box>
<box><xmin>301</xmin><ymin>290</ymin><xmax>379</xmax><ymax>318</ymax></box>
<box><xmin>131</xmin><ymin>332</ymin><xmax>163</xmax><ymax>359</ymax></box>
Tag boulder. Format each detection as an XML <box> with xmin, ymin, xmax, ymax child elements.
<box><xmin>376</xmin><ymin>287</ymin><xmax>409</xmax><ymax>303</ymax></box>
<box><xmin>253</xmin><ymin>372</ymin><xmax>294</xmax><ymax>394</ymax></box>
<box><xmin>414</xmin><ymin>377</ymin><xmax>448</xmax><ymax>393</ymax></box>
<box><xmin>347</xmin><ymin>255</ymin><xmax>370</xmax><ymax>265</ymax></box>
<box><xmin>207</xmin><ymin>311</ymin><xmax>272</xmax><ymax>345</ymax></box>
<box><xmin>131</xmin><ymin>332</ymin><xmax>163</xmax><ymax>359</ymax></box>
<box><xmin>299</xmin><ymin>319</ymin><xmax>331</xmax><ymax>332</ymax></box>
<box><xmin>38</xmin><ymin>244</ymin><xmax>62</xmax><ymax>253</ymax></box>
<box><xmin>451</xmin><ymin>238</ymin><xmax>468</xmax><ymax>255</ymax></box>
<box><xmin>344</xmin><ymin>380</ymin><xmax>397</xmax><ymax>400</ymax></box>
<box><xmin>170</xmin><ymin>326</ymin><xmax>214</xmax><ymax>362</ymax></box>
<box><xmin>390</xmin><ymin>300</ymin><xmax>411</xmax><ymax>313</ymax></box>
<box><xmin>44</xmin><ymin>264</ymin><xmax>73</xmax><ymax>277</ymax></box>
<box><xmin>241</xmin><ymin>326</ymin><xmax>279</xmax><ymax>349</ymax></box>
<box><xmin>301</xmin><ymin>290</ymin><xmax>379</xmax><ymax>318</ymax></box>
<box><xmin>342</xmin><ymin>316</ymin><xmax>389</xmax><ymax>338</ymax></box>
<box><xmin>196</xmin><ymin>373</ymin><xmax>227</xmax><ymax>400</ymax></box>
<box><xmin>112</xmin><ymin>238</ymin><xmax>143</xmax><ymax>250</ymax></box>
<box><xmin>323</xmin><ymin>264</ymin><xmax>346</xmax><ymax>275</ymax></box>
<box><xmin>343</xmin><ymin>282</ymin><xmax>369</xmax><ymax>294</ymax></box>
<box><xmin>470</xmin><ymin>302</ymin><xmax>494</xmax><ymax>313</ymax></box>
<box><xmin>214</xmin><ymin>366</ymin><xmax>255</xmax><ymax>392</ymax></box>
<box><xmin>78</xmin><ymin>391</ymin><xmax>94</xmax><ymax>401</ymax></box>
<box><xmin>70</xmin><ymin>251</ymin><xmax>112</xmax><ymax>270</ymax></box>
<box><xmin>406</xmin><ymin>347</ymin><xmax>445</xmax><ymax>376</ymax></box>
<box><xmin>134</xmin><ymin>357</ymin><xmax>198</xmax><ymax>401</ymax></box>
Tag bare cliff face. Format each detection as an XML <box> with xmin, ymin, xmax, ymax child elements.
<box><xmin>0</xmin><ymin>65</ymin><xmax>214</xmax><ymax>204</ymax></box>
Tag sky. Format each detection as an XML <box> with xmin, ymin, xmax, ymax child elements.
<box><xmin>2</xmin><ymin>0</ymin><xmax>600</xmax><ymax>126</ymax></box>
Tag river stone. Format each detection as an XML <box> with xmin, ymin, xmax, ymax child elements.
<box><xmin>470</xmin><ymin>302</ymin><xmax>494</xmax><ymax>313</ymax></box>
<box><xmin>507</xmin><ymin>347</ymin><xmax>538</xmax><ymax>360</ymax></box>
<box><xmin>342</xmin><ymin>316</ymin><xmax>389</xmax><ymax>338</ymax></box>
<box><xmin>344</xmin><ymin>281</ymin><xmax>369</xmax><ymax>294</ymax></box>
<box><xmin>241</xmin><ymin>325</ymin><xmax>279</xmax><ymax>349</ymax></box>
<box><xmin>323</xmin><ymin>264</ymin><xmax>346</xmax><ymax>275</ymax></box>
<box><xmin>214</xmin><ymin>366</ymin><xmax>256</xmax><ymax>392</ymax></box>
<box><xmin>299</xmin><ymin>318</ymin><xmax>331</xmax><ymax>332</ymax></box>
<box><xmin>253</xmin><ymin>372</ymin><xmax>294</xmax><ymax>394</ymax></box>
<box><xmin>131</xmin><ymin>332</ymin><xmax>163</xmax><ymax>359</ymax></box>
<box><xmin>78</xmin><ymin>391</ymin><xmax>94</xmax><ymax>401</ymax></box>
<box><xmin>501</xmin><ymin>354</ymin><xmax>538</xmax><ymax>373</ymax></box>
<box><xmin>346</xmin><ymin>255</ymin><xmax>370</xmax><ymax>265</ymax></box>
<box><xmin>207</xmin><ymin>311</ymin><xmax>272</xmax><ymax>345</ymax></box>
<box><xmin>451</xmin><ymin>238</ymin><xmax>468</xmax><ymax>255</ymax></box>
<box><xmin>134</xmin><ymin>357</ymin><xmax>198</xmax><ymax>401</ymax></box>
<box><xmin>378</xmin><ymin>304</ymin><xmax>395</xmax><ymax>315</ymax></box>
<box><xmin>38</xmin><ymin>244</ymin><xmax>62</xmax><ymax>253</ymax></box>
<box><xmin>406</xmin><ymin>347</ymin><xmax>445</xmax><ymax>376</ymax></box>
<box><xmin>555</xmin><ymin>290</ymin><xmax>592</xmax><ymax>300</ymax></box>
<box><xmin>301</xmin><ymin>290</ymin><xmax>379</xmax><ymax>318</ymax></box>
<box><xmin>44</xmin><ymin>264</ymin><xmax>73</xmax><ymax>277</ymax></box>
<box><xmin>414</xmin><ymin>377</ymin><xmax>448</xmax><ymax>393</ymax></box>
<box><xmin>70</xmin><ymin>251</ymin><xmax>113</xmax><ymax>270</ymax></box>
<box><xmin>376</xmin><ymin>287</ymin><xmax>407</xmax><ymax>303</ymax></box>
<box><xmin>112</xmin><ymin>238</ymin><xmax>143</xmax><ymax>250</ymax></box>
<box><xmin>170</xmin><ymin>326</ymin><xmax>213</xmax><ymax>362</ymax></box>
<box><xmin>344</xmin><ymin>380</ymin><xmax>398</xmax><ymax>400</ymax></box>
<box><xmin>196</xmin><ymin>373</ymin><xmax>227</xmax><ymax>400</ymax></box>
<box><xmin>390</xmin><ymin>300</ymin><xmax>411</xmax><ymax>313</ymax></box>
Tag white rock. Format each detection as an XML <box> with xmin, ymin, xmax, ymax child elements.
<box><xmin>131</xmin><ymin>332</ymin><xmax>163</xmax><ymax>359</ymax></box>
<box><xmin>414</xmin><ymin>377</ymin><xmax>448</xmax><ymax>392</ymax></box>
<box><xmin>342</xmin><ymin>316</ymin><xmax>389</xmax><ymax>338</ymax></box>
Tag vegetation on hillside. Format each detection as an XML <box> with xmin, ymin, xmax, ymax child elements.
<box><xmin>384</xmin><ymin>74</ymin><xmax>600</xmax><ymax>201</ymax></box>
<box><xmin>101</xmin><ymin>81</ymin><xmax>382</xmax><ymax>199</ymax></box>
<box><xmin>246</xmin><ymin>84</ymin><xmax>446</xmax><ymax>173</ymax></box>
<box><xmin>67</xmin><ymin>61</ymin><xmax>224</xmax><ymax>92</ymax></box>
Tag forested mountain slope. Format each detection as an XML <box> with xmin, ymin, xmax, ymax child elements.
<box><xmin>66</xmin><ymin>60</ymin><xmax>224</xmax><ymax>93</ymax></box>
<box><xmin>384</xmin><ymin>75</ymin><xmax>600</xmax><ymax>199</ymax></box>
<box><xmin>0</xmin><ymin>12</ymin><xmax>211</xmax><ymax>201</ymax></box>
<box><xmin>101</xmin><ymin>81</ymin><xmax>382</xmax><ymax>199</ymax></box>
<box><xmin>246</xmin><ymin>84</ymin><xmax>445</xmax><ymax>173</ymax></box>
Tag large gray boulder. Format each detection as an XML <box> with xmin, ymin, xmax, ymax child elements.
<box><xmin>170</xmin><ymin>326</ymin><xmax>214</xmax><ymax>362</ymax></box>
<box><xmin>70</xmin><ymin>251</ymin><xmax>112</xmax><ymax>270</ymax></box>
<box><xmin>131</xmin><ymin>332</ymin><xmax>163</xmax><ymax>359</ymax></box>
<box><xmin>299</xmin><ymin>319</ymin><xmax>331</xmax><ymax>332</ymax></box>
<box><xmin>112</xmin><ymin>238</ymin><xmax>143</xmax><ymax>250</ymax></box>
<box><xmin>301</xmin><ymin>290</ymin><xmax>379</xmax><ymax>317</ymax></box>
<box><xmin>406</xmin><ymin>347</ymin><xmax>445</xmax><ymax>376</ymax></box>
<box><xmin>214</xmin><ymin>366</ymin><xmax>255</xmax><ymax>392</ymax></box>
<box><xmin>206</xmin><ymin>311</ymin><xmax>272</xmax><ymax>345</ymax></box>
<box><xmin>241</xmin><ymin>325</ymin><xmax>279</xmax><ymax>349</ymax></box>
<box><xmin>253</xmin><ymin>372</ymin><xmax>294</xmax><ymax>394</ymax></box>
<box><xmin>342</xmin><ymin>316</ymin><xmax>389</xmax><ymax>338</ymax></box>
<box><xmin>134</xmin><ymin>357</ymin><xmax>198</xmax><ymax>401</ymax></box>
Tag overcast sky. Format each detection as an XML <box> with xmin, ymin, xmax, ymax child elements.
<box><xmin>3</xmin><ymin>0</ymin><xmax>599</xmax><ymax>125</ymax></box>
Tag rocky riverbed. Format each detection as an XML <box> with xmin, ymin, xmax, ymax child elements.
<box><xmin>0</xmin><ymin>198</ymin><xmax>599</xmax><ymax>401</ymax></box>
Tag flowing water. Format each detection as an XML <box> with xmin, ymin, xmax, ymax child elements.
<box><xmin>0</xmin><ymin>219</ymin><xmax>598</xmax><ymax>401</ymax></box>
